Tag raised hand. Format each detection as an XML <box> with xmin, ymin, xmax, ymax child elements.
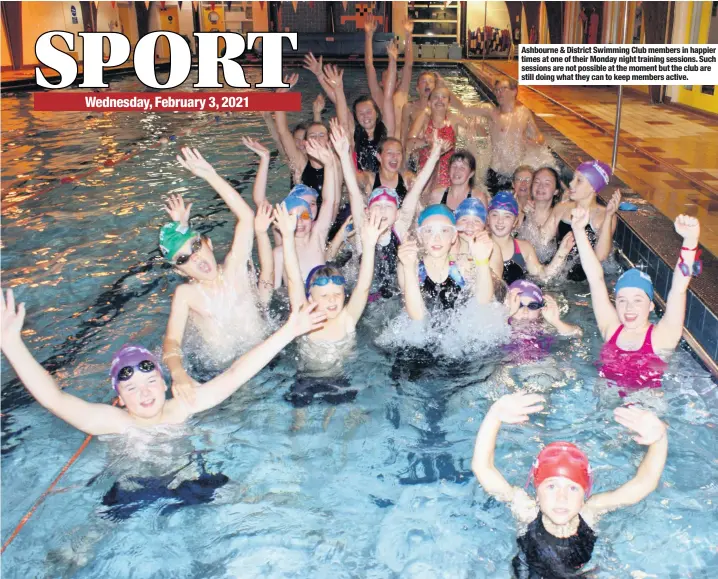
<box><xmin>288</xmin><ymin>302</ymin><xmax>327</xmax><ymax>337</ymax></box>
<box><xmin>469</xmin><ymin>231</ymin><xmax>494</xmax><ymax>262</ymax></box>
<box><xmin>361</xmin><ymin>211</ymin><xmax>385</xmax><ymax>248</ymax></box>
<box><xmin>171</xmin><ymin>370</ymin><xmax>199</xmax><ymax>407</ymax></box>
<box><xmin>273</xmin><ymin>202</ymin><xmax>298</xmax><ymax>237</ymax></box>
<box><xmin>398</xmin><ymin>239</ymin><xmax>419</xmax><ymax>267</ymax></box>
<box><xmin>540</xmin><ymin>295</ymin><xmax>561</xmax><ymax>326</ymax></box>
<box><xmin>0</xmin><ymin>289</ymin><xmax>25</xmax><ymax>347</ymax></box>
<box><xmin>364</xmin><ymin>14</ymin><xmax>377</xmax><ymax>35</ymax></box>
<box><xmin>176</xmin><ymin>147</ymin><xmax>218</xmax><ymax>181</ymax></box>
<box><xmin>386</xmin><ymin>39</ymin><xmax>399</xmax><ymax>61</ymax></box>
<box><xmin>163</xmin><ymin>194</ymin><xmax>193</xmax><ymax>227</ymax></box>
<box><xmin>241</xmin><ymin>136</ymin><xmax>270</xmax><ymax>160</ymax></box>
<box><xmin>323</xmin><ymin>64</ymin><xmax>344</xmax><ymax>91</ymax></box>
<box><xmin>329</xmin><ymin>118</ymin><xmax>350</xmax><ymax>156</ymax></box>
<box><xmin>674</xmin><ymin>214</ymin><xmax>700</xmax><ymax>246</ymax></box>
<box><xmin>506</xmin><ymin>287</ymin><xmax>522</xmax><ymax>317</ymax></box>
<box><xmin>305</xmin><ymin>138</ymin><xmax>334</xmax><ymax>166</ymax></box>
<box><xmin>403</xmin><ymin>20</ymin><xmax>414</xmax><ymax>35</ymax></box>
<box><xmin>277</xmin><ymin>73</ymin><xmax>299</xmax><ymax>94</ymax></box>
<box><xmin>313</xmin><ymin>93</ymin><xmax>326</xmax><ymax>117</ymax></box>
<box><xmin>613</xmin><ymin>406</ymin><xmax>667</xmax><ymax>446</ymax></box>
<box><xmin>254</xmin><ymin>201</ymin><xmax>273</xmax><ymax>233</ymax></box>
<box><xmin>302</xmin><ymin>52</ymin><xmax>323</xmax><ymax>76</ymax></box>
<box><xmin>522</xmin><ymin>199</ymin><xmax>535</xmax><ymax>216</ymax></box>
<box><xmin>606</xmin><ymin>189</ymin><xmax>621</xmax><ymax>216</ymax></box>
<box><xmin>430</xmin><ymin>130</ymin><xmax>447</xmax><ymax>157</ymax></box>
<box><xmin>489</xmin><ymin>392</ymin><xmax>545</xmax><ymax>424</ymax></box>
<box><xmin>570</xmin><ymin>207</ymin><xmax>589</xmax><ymax>230</ymax></box>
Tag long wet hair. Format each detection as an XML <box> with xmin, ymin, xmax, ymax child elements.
<box><xmin>533</xmin><ymin>166</ymin><xmax>561</xmax><ymax>207</ymax></box>
<box><xmin>353</xmin><ymin>96</ymin><xmax>386</xmax><ymax>143</ymax></box>
<box><xmin>449</xmin><ymin>150</ymin><xmax>477</xmax><ymax>188</ymax></box>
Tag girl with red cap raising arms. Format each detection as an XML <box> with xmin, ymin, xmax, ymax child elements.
<box><xmin>472</xmin><ymin>392</ymin><xmax>668</xmax><ymax>578</ymax></box>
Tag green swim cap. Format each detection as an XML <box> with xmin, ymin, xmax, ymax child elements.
<box><xmin>159</xmin><ymin>222</ymin><xmax>198</xmax><ymax>261</ymax></box>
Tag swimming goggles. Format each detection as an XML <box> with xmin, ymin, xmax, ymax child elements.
<box><xmin>418</xmin><ymin>224</ymin><xmax>456</xmax><ymax>238</ymax></box>
<box><xmin>310</xmin><ymin>275</ymin><xmax>346</xmax><ymax>288</ymax></box>
<box><xmin>678</xmin><ymin>246</ymin><xmax>702</xmax><ymax>277</ymax></box>
<box><xmin>294</xmin><ymin>211</ymin><xmax>311</xmax><ymax>221</ymax></box>
<box><xmin>174</xmin><ymin>237</ymin><xmax>202</xmax><ymax>266</ymax></box>
<box><xmin>520</xmin><ymin>300</ymin><xmax>545</xmax><ymax>311</ymax></box>
<box><xmin>117</xmin><ymin>360</ymin><xmax>157</xmax><ymax>382</ymax></box>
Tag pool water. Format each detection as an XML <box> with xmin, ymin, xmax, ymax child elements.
<box><xmin>2</xmin><ymin>68</ymin><xmax>717</xmax><ymax>578</ymax></box>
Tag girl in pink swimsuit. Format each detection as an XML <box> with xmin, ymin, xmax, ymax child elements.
<box><xmin>570</xmin><ymin>205</ymin><xmax>702</xmax><ymax>396</ymax></box>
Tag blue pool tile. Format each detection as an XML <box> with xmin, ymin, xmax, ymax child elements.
<box><xmin>654</xmin><ymin>261</ymin><xmax>671</xmax><ymax>300</ymax></box>
<box><xmin>686</xmin><ymin>293</ymin><xmax>706</xmax><ymax>338</ymax></box>
<box><xmin>628</xmin><ymin>233</ymin><xmax>640</xmax><ymax>263</ymax></box>
<box><xmin>615</xmin><ymin>221</ymin><xmax>625</xmax><ymax>248</ymax></box>
<box><xmin>701</xmin><ymin>311</ymin><xmax>718</xmax><ymax>362</ymax></box>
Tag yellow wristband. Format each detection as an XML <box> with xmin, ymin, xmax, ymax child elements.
<box><xmin>475</xmin><ymin>258</ymin><xmax>490</xmax><ymax>266</ymax></box>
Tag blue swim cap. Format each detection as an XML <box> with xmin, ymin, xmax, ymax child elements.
<box><xmin>283</xmin><ymin>196</ymin><xmax>312</xmax><ymax>215</ymax></box>
<box><xmin>418</xmin><ymin>204</ymin><xmax>456</xmax><ymax>226</ymax></box>
<box><xmin>454</xmin><ymin>198</ymin><xmax>487</xmax><ymax>223</ymax></box>
<box><xmin>615</xmin><ymin>268</ymin><xmax>653</xmax><ymax>301</ymax></box>
<box><xmin>488</xmin><ymin>190</ymin><xmax>519</xmax><ymax>216</ymax></box>
<box><xmin>288</xmin><ymin>183</ymin><xmax>319</xmax><ymax>199</ymax></box>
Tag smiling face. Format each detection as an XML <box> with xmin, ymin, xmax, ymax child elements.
<box><xmin>355</xmin><ymin>100</ymin><xmax>378</xmax><ymax>131</ymax></box>
<box><xmin>306</xmin><ymin>123</ymin><xmax>329</xmax><ymax>148</ymax></box>
<box><xmin>615</xmin><ymin>287</ymin><xmax>653</xmax><ymax>329</ymax></box>
<box><xmin>568</xmin><ymin>170</ymin><xmax>596</xmax><ymax>202</ymax></box>
<box><xmin>513</xmin><ymin>169</ymin><xmax>533</xmax><ymax>204</ymax></box>
<box><xmin>417</xmin><ymin>72</ymin><xmax>437</xmax><ymax>99</ymax></box>
<box><xmin>293</xmin><ymin>127</ymin><xmax>307</xmax><ymax>153</ymax></box>
<box><xmin>537</xmin><ymin>477</ymin><xmax>585</xmax><ymax>527</ymax></box>
<box><xmin>378</xmin><ymin>140</ymin><xmax>403</xmax><ymax>173</ymax></box>
<box><xmin>291</xmin><ymin>206</ymin><xmax>313</xmax><ymax>238</ymax></box>
<box><xmin>117</xmin><ymin>370</ymin><xmax>168</xmax><ymax>420</ymax></box>
<box><xmin>532</xmin><ymin>168</ymin><xmax>558</xmax><ymax>203</ymax></box>
<box><xmin>488</xmin><ymin>209</ymin><xmax>517</xmax><ymax>238</ymax></box>
<box><xmin>495</xmin><ymin>79</ymin><xmax>518</xmax><ymax>106</ymax></box>
<box><xmin>429</xmin><ymin>87</ymin><xmax>450</xmax><ymax>114</ymax></box>
<box><xmin>456</xmin><ymin>215</ymin><xmax>485</xmax><ymax>242</ymax></box>
<box><xmin>419</xmin><ymin>214</ymin><xmax>457</xmax><ymax>258</ymax></box>
<box><xmin>450</xmin><ymin>158</ymin><xmax>474</xmax><ymax>187</ymax></box>
<box><xmin>174</xmin><ymin>237</ymin><xmax>218</xmax><ymax>282</ymax></box>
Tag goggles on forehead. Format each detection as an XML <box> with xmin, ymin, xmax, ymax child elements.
<box><xmin>117</xmin><ymin>360</ymin><xmax>157</xmax><ymax>382</ymax></box>
<box><xmin>310</xmin><ymin>275</ymin><xmax>346</xmax><ymax>289</ymax></box>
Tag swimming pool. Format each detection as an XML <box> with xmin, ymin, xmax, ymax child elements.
<box><xmin>2</xmin><ymin>67</ymin><xmax>717</xmax><ymax>578</ymax></box>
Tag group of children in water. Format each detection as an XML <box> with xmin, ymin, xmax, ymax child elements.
<box><xmin>1</xmin><ymin>30</ymin><xmax>705</xmax><ymax>576</ymax></box>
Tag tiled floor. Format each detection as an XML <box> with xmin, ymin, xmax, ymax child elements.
<box><xmin>465</xmin><ymin>61</ymin><xmax>718</xmax><ymax>256</ymax></box>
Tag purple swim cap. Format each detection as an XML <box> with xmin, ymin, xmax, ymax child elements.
<box><xmin>576</xmin><ymin>160</ymin><xmax>611</xmax><ymax>194</ymax></box>
<box><xmin>509</xmin><ymin>280</ymin><xmax>544</xmax><ymax>304</ymax></box>
<box><xmin>109</xmin><ymin>344</ymin><xmax>160</xmax><ymax>391</ymax></box>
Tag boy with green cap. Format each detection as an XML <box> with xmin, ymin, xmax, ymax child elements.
<box><xmin>160</xmin><ymin>147</ymin><xmax>274</xmax><ymax>399</ymax></box>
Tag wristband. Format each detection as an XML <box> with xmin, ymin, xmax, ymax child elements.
<box><xmin>474</xmin><ymin>258</ymin><xmax>490</xmax><ymax>266</ymax></box>
<box><xmin>681</xmin><ymin>245</ymin><xmax>698</xmax><ymax>251</ymax></box>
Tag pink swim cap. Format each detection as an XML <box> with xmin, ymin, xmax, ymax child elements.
<box><xmin>576</xmin><ymin>160</ymin><xmax>611</xmax><ymax>193</ymax></box>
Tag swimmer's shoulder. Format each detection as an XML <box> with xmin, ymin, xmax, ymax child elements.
<box><xmin>508</xmin><ymin>486</ymin><xmax>539</xmax><ymax>525</ymax></box>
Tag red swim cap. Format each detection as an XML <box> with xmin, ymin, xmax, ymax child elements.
<box><xmin>529</xmin><ymin>442</ymin><xmax>592</xmax><ymax>496</ymax></box>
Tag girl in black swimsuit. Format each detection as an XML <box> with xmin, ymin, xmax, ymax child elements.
<box><xmin>353</xmin><ymin>96</ymin><xmax>388</xmax><ymax>173</ymax></box>
<box><xmin>473</xmin><ymin>393</ymin><xmax>669</xmax><ymax>579</ymax></box>
<box><xmin>430</xmin><ymin>150</ymin><xmax>490</xmax><ymax>210</ymax></box>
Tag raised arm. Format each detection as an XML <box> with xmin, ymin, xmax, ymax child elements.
<box><xmin>323</xmin><ymin>64</ymin><xmax>352</xmax><ymax>136</ymax></box>
<box><xmin>571</xmin><ymin>207</ymin><xmax>620</xmax><ymax>338</ymax></box>
<box><xmin>396</xmin><ymin>240</ymin><xmax>425</xmax><ymax>320</ymax></box>
<box><xmin>344</xmin><ymin>214</ymin><xmax>382</xmax><ymax>325</ymax></box>
<box><xmin>468</xmin><ymin>232</ymin><xmax>495</xmax><ymax>304</ymax></box>
<box><xmin>397</xmin><ymin>20</ymin><xmax>415</xmax><ymax>97</ymax></box>
<box><xmin>176</xmin><ymin>147</ymin><xmax>255</xmax><ymax>278</ymax></box>
<box><xmin>162</xmin><ymin>286</ymin><xmax>196</xmax><ymax>394</ymax></box>
<box><xmin>654</xmin><ymin>215</ymin><xmax>700</xmax><ymax>350</ymax></box>
<box><xmin>274</xmin><ymin>73</ymin><xmax>307</xmax><ymax>171</ymax></box>
<box><xmin>523</xmin><ymin>232</ymin><xmax>574</xmax><ymax>281</ymax></box>
<box><xmin>406</xmin><ymin>107</ymin><xmax>430</xmax><ymax>156</ymax></box>
<box><xmin>261</xmin><ymin>111</ymin><xmax>288</xmax><ymax>163</ymax></box>
<box><xmin>188</xmin><ymin>304</ymin><xmax>326</xmax><ymax>415</ymax></box>
<box><xmin>584</xmin><ymin>407</ymin><xmax>667</xmax><ymax>521</ymax></box>
<box><xmin>303</xmin><ymin>53</ymin><xmax>337</xmax><ymax>103</ymax></box>
<box><xmin>396</xmin><ymin>135</ymin><xmax>444</xmax><ymax>235</ymax></box>
<box><xmin>525</xmin><ymin>109</ymin><xmax>545</xmax><ymax>146</ymax></box>
<box><xmin>304</xmin><ymin>139</ymin><xmax>337</xmax><ymax>247</ymax></box>
<box><xmin>312</xmin><ymin>93</ymin><xmax>326</xmax><ymax>123</ymax></box>
<box><xmin>254</xmin><ymin>201</ymin><xmax>275</xmax><ymax>306</ymax></box>
<box><xmin>0</xmin><ymin>290</ymin><xmax>132</xmax><ymax>436</ymax></box>
<box><xmin>594</xmin><ymin>190</ymin><xmax>620</xmax><ymax>262</ymax></box>
<box><xmin>472</xmin><ymin>393</ymin><xmax>545</xmax><ymax>503</ymax></box>
<box><xmin>382</xmin><ymin>41</ymin><xmax>398</xmax><ymax>137</ymax></box>
<box><xmin>242</xmin><ymin>136</ymin><xmax>271</xmax><ymax>207</ymax></box>
<box><xmin>273</xmin><ymin>203</ymin><xmax>307</xmax><ymax>311</ymax></box>
<box><xmin>363</xmin><ymin>15</ymin><xmax>385</xmax><ymax>107</ymax></box>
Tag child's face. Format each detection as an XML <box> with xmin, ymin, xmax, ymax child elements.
<box><xmin>615</xmin><ymin>287</ymin><xmax>653</xmax><ymax>329</ymax></box>
<box><xmin>291</xmin><ymin>208</ymin><xmax>313</xmax><ymax>237</ymax></box>
<box><xmin>456</xmin><ymin>215</ymin><xmax>485</xmax><ymax>241</ymax></box>
<box><xmin>117</xmin><ymin>371</ymin><xmax>167</xmax><ymax>420</ymax></box>
<box><xmin>369</xmin><ymin>201</ymin><xmax>398</xmax><ymax>230</ymax></box>
<box><xmin>488</xmin><ymin>209</ymin><xmax>517</xmax><ymax>238</ymax></box>
<box><xmin>174</xmin><ymin>237</ymin><xmax>218</xmax><ymax>282</ymax></box>
<box><xmin>512</xmin><ymin>296</ymin><xmax>543</xmax><ymax>322</ymax></box>
<box><xmin>300</xmin><ymin>195</ymin><xmax>318</xmax><ymax>220</ymax></box>
<box><xmin>537</xmin><ymin>477</ymin><xmax>585</xmax><ymax>526</ymax></box>
<box><xmin>309</xmin><ymin>283</ymin><xmax>345</xmax><ymax>319</ymax></box>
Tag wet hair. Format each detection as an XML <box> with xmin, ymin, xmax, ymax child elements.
<box><xmin>533</xmin><ymin>166</ymin><xmax>561</xmax><ymax>206</ymax></box>
<box><xmin>494</xmin><ymin>78</ymin><xmax>518</xmax><ymax>91</ymax></box>
<box><xmin>305</xmin><ymin>121</ymin><xmax>329</xmax><ymax>136</ymax></box>
<box><xmin>353</xmin><ymin>95</ymin><xmax>387</xmax><ymax>159</ymax></box>
<box><xmin>449</xmin><ymin>150</ymin><xmax>477</xmax><ymax>188</ymax></box>
<box><xmin>417</xmin><ymin>71</ymin><xmax>438</xmax><ymax>85</ymax></box>
<box><xmin>428</xmin><ymin>86</ymin><xmax>451</xmax><ymax>102</ymax></box>
<box><xmin>512</xmin><ymin>165</ymin><xmax>535</xmax><ymax>181</ymax></box>
<box><xmin>377</xmin><ymin>137</ymin><xmax>403</xmax><ymax>155</ymax></box>
<box><xmin>292</xmin><ymin>122</ymin><xmax>307</xmax><ymax>137</ymax></box>
<box><xmin>352</xmin><ymin>96</ymin><xmax>382</xmax><ymax>127</ymax></box>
